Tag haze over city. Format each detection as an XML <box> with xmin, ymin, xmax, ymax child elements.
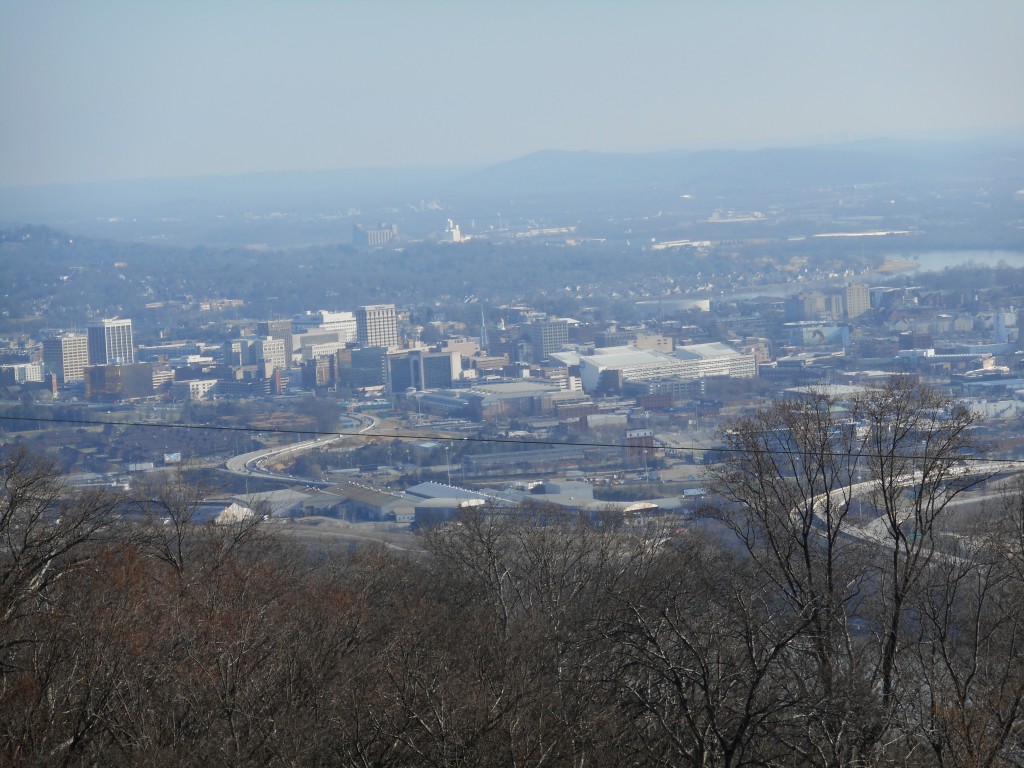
<box><xmin>5</xmin><ymin>2</ymin><xmax>1024</xmax><ymax>766</ymax></box>
<box><xmin>2</xmin><ymin>0</ymin><xmax>1023</xmax><ymax>187</ymax></box>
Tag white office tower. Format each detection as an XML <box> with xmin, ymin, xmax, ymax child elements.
<box><xmin>356</xmin><ymin>304</ymin><xmax>399</xmax><ymax>350</ymax></box>
<box><xmin>292</xmin><ymin>310</ymin><xmax>357</xmax><ymax>343</ymax></box>
<box><xmin>254</xmin><ymin>337</ymin><xmax>287</xmax><ymax>371</ymax></box>
<box><xmin>88</xmin><ymin>318</ymin><xmax>135</xmax><ymax>365</ymax></box>
<box><xmin>43</xmin><ymin>333</ymin><xmax>89</xmax><ymax>383</ymax></box>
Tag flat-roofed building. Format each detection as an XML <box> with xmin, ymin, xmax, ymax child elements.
<box><xmin>845</xmin><ymin>282</ymin><xmax>871</xmax><ymax>319</ymax></box>
<box><xmin>0</xmin><ymin>362</ymin><xmax>44</xmax><ymax>385</ymax></box>
<box><xmin>171</xmin><ymin>378</ymin><xmax>218</xmax><ymax>401</ymax></box>
<box><xmin>356</xmin><ymin>304</ymin><xmax>398</xmax><ymax>350</ymax></box>
<box><xmin>43</xmin><ymin>333</ymin><xmax>89</xmax><ymax>384</ymax></box>
<box><xmin>254</xmin><ymin>337</ymin><xmax>286</xmax><ymax>371</ymax></box>
<box><xmin>462</xmin><ymin>379</ymin><xmax>591</xmax><ymax>421</ymax></box>
<box><xmin>526</xmin><ymin>319</ymin><xmax>570</xmax><ymax>362</ymax></box>
<box><xmin>84</xmin><ymin>362</ymin><xmax>153</xmax><ymax>401</ymax></box>
<box><xmin>257</xmin><ymin>319</ymin><xmax>294</xmax><ymax>362</ymax></box>
<box><xmin>578</xmin><ymin>342</ymin><xmax>756</xmax><ymax>395</ymax></box>
<box><xmin>292</xmin><ymin>310</ymin><xmax>356</xmax><ymax>341</ymax></box>
<box><xmin>388</xmin><ymin>349</ymin><xmax>462</xmax><ymax>391</ymax></box>
<box><xmin>88</xmin><ymin>318</ymin><xmax>135</xmax><ymax>365</ymax></box>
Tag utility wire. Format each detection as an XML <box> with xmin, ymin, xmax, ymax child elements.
<box><xmin>0</xmin><ymin>413</ymin><xmax>1019</xmax><ymax>467</ymax></box>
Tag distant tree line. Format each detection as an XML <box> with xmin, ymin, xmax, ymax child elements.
<box><xmin>3</xmin><ymin>380</ymin><xmax>1024</xmax><ymax>766</ymax></box>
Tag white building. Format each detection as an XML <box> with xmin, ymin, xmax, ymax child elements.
<box><xmin>170</xmin><ymin>379</ymin><xmax>218</xmax><ymax>401</ymax></box>
<box><xmin>43</xmin><ymin>333</ymin><xmax>89</xmax><ymax>384</ymax></box>
<box><xmin>302</xmin><ymin>341</ymin><xmax>346</xmax><ymax>361</ymax></box>
<box><xmin>292</xmin><ymin>310</ymin><xmax>357</xmax><ymax>342</ymax></box>
<box><xmin>356</xmin><ymin>304</ymin><xmax>399</xmax><ymax>350</ymax></box>
<box><xmin>0</xmin><ymin>362</ymin><xmax>44</xmax><ymax>384</ymax></box>
<box><xmin>88</xmin><ymin>318</ymin><xmax>135</xmax><ymax>365</ymax></box>
<box><xmin>577</xmin><ymin>342</ymin><xmax>756</xmax><ymax>394</ymax></box>
<box><xmin>445</xmin><ymin>219</ymin><xmax>465</xmax><ymax>242</ymax></box>
<box><xmin>254</xmin><ymin>337</ymin><xmax>286</xmax><ymax>371</ymax></box>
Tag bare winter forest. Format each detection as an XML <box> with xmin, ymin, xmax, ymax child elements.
<box><xmin>4</xmin><ymin>379</ymin><xmax>1024</xmax><ymax>767</ymax></box>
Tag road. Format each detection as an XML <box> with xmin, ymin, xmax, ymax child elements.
<box><xmin>806</xmin><ymin>460</ymin><xmax>1024</xmax><ymax>558</ymax></box>
<box><xmin>222</xmin><ymin>413</ymin><xmax>377</xmax><ymax>483</ymax></box>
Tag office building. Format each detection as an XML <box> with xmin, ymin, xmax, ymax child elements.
<box><xmin>388</xmin><ymin>349</ymin><xmax>462</xmax><ymax>391</ymax></box>
<box><xmin>88</xmin><ymin>318</ymin><xmax>135</xmax><ymax>365</ymax></box>
<box><xmin>43</xmin><ymin>333</ymin><xmax>89</xmax><ymax>384</ymax></box>
<box><xmin>84</xmin><ymin>363</ymin><xmax>152</xmax><ymax>401</ymax></box>
<box><xmin>526</xmin><ymin>319</ymin><xmax>570</xmax><ymax>362</ymax></box>
<box><xmin>0</xmin><ymin>362</ymin><xmax>44</xmax><ymax>385</ymax></box>
<box><xmin>223</xmin><ymin>337</ymin><xmax>256</xmax><ymax>367</ymax></box>
<box><xmin>356</xmin><ymin>304</ymin><xmax>398</xmax><ymax>350</ymax></box>
<box><xmin>291</xmin><ymin>311</ymin><xmax>356</xmax><ymax>342</ymax></box>
<box><xmin>342</xmin><ymin>346</ymin><xmax>389</xmax><ymax>389</ymax></box>
<box><xmin>257</xmin><ymin>319</ymin><xmax>294</xmax><ymax>363</ymax></box>
<box><xmin>223</xmin><ymin>336</ymin><xmax>285</xmax><ymax>372</ymax></box>
<box><xmin>254</xmin><ymin>337</ymin><xmax>286</xmax><ymax>372</ymax></box>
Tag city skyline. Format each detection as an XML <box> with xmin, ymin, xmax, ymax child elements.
<box><xmin>2</xmin><ymin>1</ymin><xmax>1023</xmax><ymax>188</ymax></box>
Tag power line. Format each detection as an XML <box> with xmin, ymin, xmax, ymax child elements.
<box><xmin>2</xmin><ymin>413</ymin><xmax>626</xmax><ymax>449</ymax></box>
<box><xmin>0</xmin><ymin>412</ymin><xmax>1020</xmax><ymax>468</ymax></box>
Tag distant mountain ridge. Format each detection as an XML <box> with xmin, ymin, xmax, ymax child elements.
<box><xmin>2</xmin><ymin>138</ymin><xmax>1021</xmax><ymax>238</ymax></box>
<box><xmin>465</xmin><ymin>140</ymin><xmax>1023</xmax><ymax>195</ymax></box>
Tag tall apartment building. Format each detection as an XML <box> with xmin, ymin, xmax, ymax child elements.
<box><xmin>87</xmin><ymin>318</ymin><xmax>135</xmax><ymax>365</ymax></box>
<box><xmin>845</xmin><ymin>282</ymin><xmax>871</xmax><ymax>319</ymax></box>
<box><xmin>43</xmin><ymin>333</ymin><xmax>89</xmax><ymax>384</ymax></box>
<box><xmin>356</xmin><ymin>304</ymin><xmax>398</xmax><ymax>350</ymax></box>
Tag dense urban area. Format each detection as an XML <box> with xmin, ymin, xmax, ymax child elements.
<box><xmin>4</xmin><ymin>142</ymin><xmax>1024</xmax><ymax>765</ymax></box>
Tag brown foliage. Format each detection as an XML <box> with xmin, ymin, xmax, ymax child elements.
<box><xmin>1</xmin><ymin>409</ymin><xmax>1024</xmax><ymax>767</ymax></box>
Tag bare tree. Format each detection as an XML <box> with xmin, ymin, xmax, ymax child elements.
<box><xmin>903</xmin><ymin>534</ymin><xmax>1024</xmax><ymax>767</ymax></box>
<box><xmin>421</xmin><ymin>503</ymin><xmax>651</xmax><ymax>766</ymax></box>
<box><xmin>706</xmin><ymin>389</ymin><xmax>880</xmax><ymax>764</ymax></box>
<box><xmin>705</xmin><ymin>380</ymin><xmax>986</xmax><ymax>764</ymax></box>
<box><xmin>131</xmin><ymin>464</ymin><xmax>264</xmax><ymax>582</ymax></box>
<box><xmin>857</xmin><ymin>378</ymin><xmax>984</xmax><ymax>727</ymax></box>
<box><xmin>0</xmin><ymin>445</ymin><xmax>122</xmax><ymax>667</ymax></box>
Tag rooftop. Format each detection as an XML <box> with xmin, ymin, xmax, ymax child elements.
<box><xmin>675</xmin><ymin>341</ymin><xmax>744</xmax><ymax>361</ymax></box>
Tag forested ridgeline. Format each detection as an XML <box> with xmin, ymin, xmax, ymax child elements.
<box><xmin>3</xmin><ymin>381</ymin><xmax>1024</xmax><ymax>766</ymax></box>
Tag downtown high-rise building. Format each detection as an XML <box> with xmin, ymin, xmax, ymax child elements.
<box><xmin>257</xmin><ymin>319</ymin><xmax>295</xmax><ymax>363</ymax></box>
<box><xmin>87</xmin><ymin>318</ymin><xmax>135</xmax><ymax>365</ymax></box>
<box><xmin>845</xmin><ymin>282</ymin><xmax>871</xmax><ymax>319</ymax></box>
<box><xmin>43</xmin><ymin>332</ymin><xmax>89</xmax><ymax>384</ymax></box>
<box><xmin>526</xmin><ymin>318</ymin><xmax>570</xmax><ymax>362</ymax></box>
<box><xmin>355</xmin><ymin>304</ymin><xmax>398</xmax><ymax>350</ymax></box>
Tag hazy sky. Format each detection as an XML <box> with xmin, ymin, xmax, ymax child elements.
<box><xmin>2</xmin><ymin>0</ymin><xmax>1022</xmax><ymax>187</ymax></box>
